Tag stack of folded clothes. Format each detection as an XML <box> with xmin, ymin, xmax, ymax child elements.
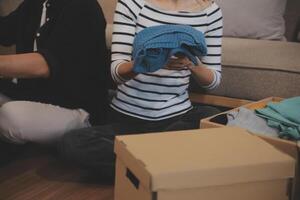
<box><xmin>256</xmin><ymin>97</ymin><xmax>300</xmax><ymax>140</ymax></box>
<box><xmin>227</xmin><ymin>97</ymin><xmax>300</xmax><ymax>141</ymax></box>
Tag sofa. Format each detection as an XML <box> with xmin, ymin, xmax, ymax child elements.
<box><xmin>1</xmin><ymin>0</ymin><xmax>300</xmax><ymax>107</ymax></box>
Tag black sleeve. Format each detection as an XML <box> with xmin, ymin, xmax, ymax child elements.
<box><xmin>38</xmin><ymin>0</ymin><xmax>109</xmax><ymax>124</ymax></box>
<box><xmin>0</xmin><ymin>2</ymin><xmax>25</xmax><ymax>46</ymax></box>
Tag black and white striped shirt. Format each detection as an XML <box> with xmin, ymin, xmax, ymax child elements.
<box><xmin>110</xmin><ymin>0</ymin><xmax>223</xmax><ymax>121</ymax></box>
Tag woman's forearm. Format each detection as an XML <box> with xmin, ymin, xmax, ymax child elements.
<box><xmin>189</xmin><ymin>65</ymin><xmax>215</xmax><ymax>86</ymax></box>
<box><xmin>117</xmin><ymin>61</ymin><xmax>216</xmax><ymax>86</ymax></box>
<box><xmin>0</xmin><ymin>53</ymin><xmax>49</xmax><ymax>78</ymax></box>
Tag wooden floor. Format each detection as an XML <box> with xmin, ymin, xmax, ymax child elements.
<box><xmin>0</xmin><ymin>146</ymin><xmax>114</xmax><ymax>200</ymax></box>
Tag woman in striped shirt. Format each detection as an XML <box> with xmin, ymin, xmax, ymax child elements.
<box><xmin>109</xmin><ymin>0</ymin><xmax>223</xmax><ymax>127</ymax></box>
<box><xmin>59</xmin><ymin>0</ymin><xmax>223</xmax><ymax>180</ymax></box>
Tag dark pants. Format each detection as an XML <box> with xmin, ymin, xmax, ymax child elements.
<box><xmin>57</xmin><ymin>105</ymin><xmax>220</xmax><ymax>181</ymax></box>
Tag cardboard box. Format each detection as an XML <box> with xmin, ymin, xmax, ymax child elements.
<box><xmin>114</xmin><ymin>127</ymin><xmax>295</xmax><ymax>200</ymax></box>
<box><xmin>200</xmin><ymin>97</ymin><xmax>300</xmax><ymax>199</ymax></box>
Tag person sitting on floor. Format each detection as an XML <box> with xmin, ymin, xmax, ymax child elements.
<box><xmin>0</xmin><ymin>0</ymin><xmax>109</xmax><ymax>144</ymax></box>
<box><xmin>58</xmin><ymin>0</ymin><xmax>223</xmax><ymax>182</ymax></box>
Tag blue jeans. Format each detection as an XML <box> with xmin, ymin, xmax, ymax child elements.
<box><xmin>57</xmin><ymin>105</ymin><xmax>220</xmax><ymax>182</ymax></box>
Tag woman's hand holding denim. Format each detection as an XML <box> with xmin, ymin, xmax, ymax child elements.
<box><xmin>164</xmin><ymin>55</ymin><xmax>194</xmax><ymax>70</ymax></box>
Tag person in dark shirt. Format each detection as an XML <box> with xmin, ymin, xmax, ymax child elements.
<box><xmin>0</xmin><ymin>0</ymin><xmax>109</xmax><ymax>144</ymax></box>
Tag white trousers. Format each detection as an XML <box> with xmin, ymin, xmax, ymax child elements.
<box><xmin>0</xmin><ymin>94</ymin><xmax>90</xmax><ymax>144</ymax></box>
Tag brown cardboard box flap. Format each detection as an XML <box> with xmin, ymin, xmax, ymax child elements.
<box><xmin>115</xmin><ymin>127</ymin><xmax>295</xmax><ymax>191</ymax></box>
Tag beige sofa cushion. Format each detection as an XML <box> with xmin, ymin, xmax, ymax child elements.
<box><xmin>221</xmin><ymin>38</ymin><xmax>300</xmax><ymax>72</ymax></box>
<box><xmin>206</xmin><ymin>38</ymin><xmax>300</xmax><ymax>100</ymax></box>
<box><xmin>214</xmin><ymin>0</ymin><xmax>287</xmax><ymax>40</ymax></box>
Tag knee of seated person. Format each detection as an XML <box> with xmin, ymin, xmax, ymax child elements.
<box><xmin>58</xmin><ymin>126</ymin><xmax>115</xmax><ymax>164</ymax></box>
<box><xmin>57</xmin><ymin>127</ymin><xmax>98</xmax><ymax>163</ymax></box>
<box><xmin>58</xmin><ymin>130</ymin><xmax>80</xmax><ymax>161</ymax></box>
<box><xmin>0</xmin><ymin>101</ymin><xmax>28</xmax><ymax>144</ymax></box>
<box><xmin>1</xmin><ymin>101</ymin><xmax>91</xmax><ymax>144</ymax></box>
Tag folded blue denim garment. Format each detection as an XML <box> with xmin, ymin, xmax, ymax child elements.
<box><xmin>133</xmin><ymin>47</ymin><xmax>198</xmax><ymax>73</ymax></box>
<box><xmin>132</xmin><ymin>25</ymin><xmax>207</xmax><ymax>73</ymax></box>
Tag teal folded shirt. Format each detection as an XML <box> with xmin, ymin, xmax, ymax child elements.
<box><xmin>255</xmin><ymin>97</ymin><xmax>300</xmax><ymax>140</ymax></box>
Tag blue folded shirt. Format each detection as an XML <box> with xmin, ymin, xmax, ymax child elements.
<box><xmin>132</xmin><ymin>25</ymin><xmax>207</xmax><ymax>73</ymax></box>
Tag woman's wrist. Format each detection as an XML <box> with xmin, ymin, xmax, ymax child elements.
<box><xmin>189</xmin><ymin>64</ymin><xmax>215</xmax><ymax>86</ymax></box>
<box><xmin>118</xmin><ymin>61</ymin><xmax>137</xmax><ymax>80</ymax></box>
